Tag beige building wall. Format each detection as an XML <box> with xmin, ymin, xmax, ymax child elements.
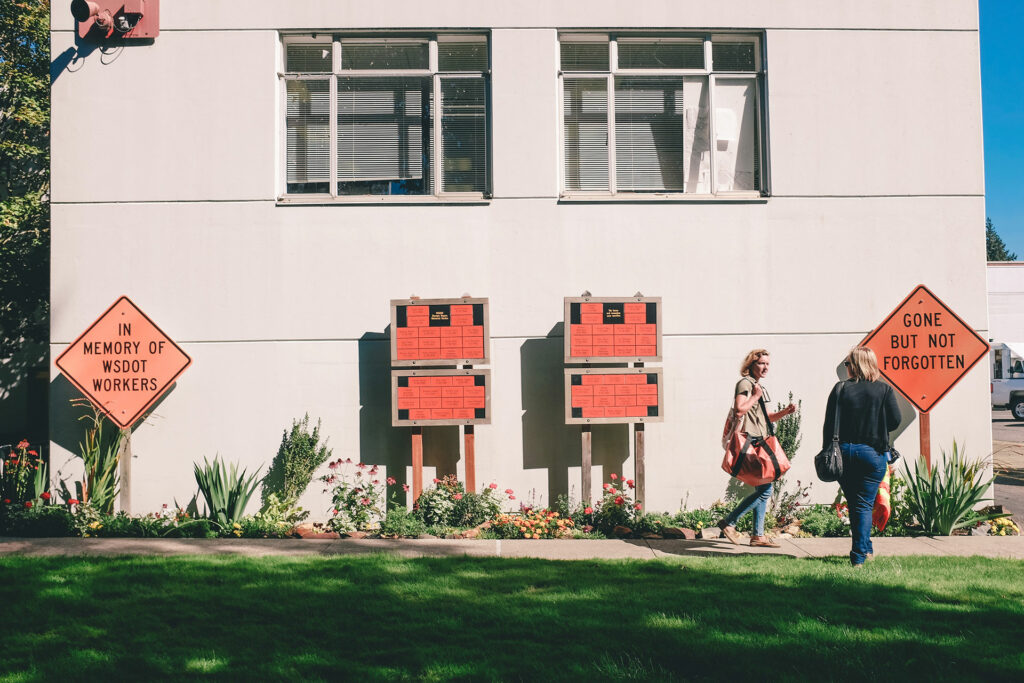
<box><xmin>50</xmin><ymin>1</ymin><xmax>989</xmax><ymax>515</ymax></box>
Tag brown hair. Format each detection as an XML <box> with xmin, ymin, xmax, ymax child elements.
<box><xmin>846</xmin><ymin>346</ymin><xmax>881</xmax><ymax>382</ymax></box>
<box><xmin>740</xmin><ymin>349</ymin><xmax>770</xmax><ymax>377</ymax></box>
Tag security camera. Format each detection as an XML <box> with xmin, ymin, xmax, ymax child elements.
<box><xmin>70</xmin><ymin>0</ymin><xmax>113</xmax><ymax>31</ymax></box>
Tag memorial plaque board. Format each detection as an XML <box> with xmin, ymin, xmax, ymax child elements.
<box><xmin>392</xmin><ymin>368</ymin><xmax>491</xmax><ymax>426</ymax></box>
<box><xmin>390</xmin><ymin>298</ymin><xmax>490</xmax><ymax>366</ymax></box>
<box><xmin>564</xmin><ymin>296</ymin><xmax>662</xmax><ymax>363</ymax></box>
<box><xmin>564</xmin><ymin>367</ymin><xmax>664</xmax><ymax>424</ymax></box>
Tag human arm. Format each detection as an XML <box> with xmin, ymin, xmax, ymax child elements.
<box><xmin>768</xmin><ymin>403</ymin><xmax>797</xmax><ymax>422</ymax></box>
<box><xmin>733</xmin><ymin>380</ymin><xmax>762</xmax><ymax>417</ymax></box>
<box><xmin>884</xmin><ymin>385</ymin><xmax>901</xmax><ymax>435</ymax></box>
<box><xmin>821</xmin><ymin>384</ymin><xmax>838</xmax><ymax>450</ymax></box>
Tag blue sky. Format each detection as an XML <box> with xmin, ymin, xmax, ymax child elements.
<box><xmin>981</xmin><ymin>0</ymin><xmax>1024</xmax><ymax>258</ymax></box>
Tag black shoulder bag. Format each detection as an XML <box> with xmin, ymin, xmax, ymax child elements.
<box><xmin>814</xmin><ymin>381</ymin><xmax>845</xmax><ymax>482</ymax></box>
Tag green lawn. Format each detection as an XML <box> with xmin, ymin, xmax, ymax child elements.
<box><xmin>1</xmin><ymin>554</ymin><xmax>1022</xmax><ymax>681</ymax></box>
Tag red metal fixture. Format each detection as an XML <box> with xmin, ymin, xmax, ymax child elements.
<box><xmin>71</xmin><ymin>0</ymin><xmax>159</xmax><ymax>40</ymax></box>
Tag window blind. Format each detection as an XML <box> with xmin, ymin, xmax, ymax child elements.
<box><xmin>618</xmin><ymin>41</ymin><xmax>704</xmax><ymax>70</ymax></box>
<box><xmin>337</xmin><ymin>77</ymin><xmax>429</xmax><ymax>183</ymax></box>
<box><xmin>286</xmin><ymin>79</ymin><xmax>330</xmax><ymax>187</ymax></box>
<box><xmin>615</xmin><ymin>78</ymin><xmax>684</xmax><ymax>191</ymax></box>
<box><xmin>440</xmin><ymin>78</ymin><xmax>487</xmax><ymax>193</ymax></box>
<box><xmin>563</xmin><ymin>78</ymin><xmax>609</xmax><ymax>191</ymax></box>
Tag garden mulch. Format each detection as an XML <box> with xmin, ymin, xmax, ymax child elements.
<box><xmin>1</xmin><ymin>535</ymin><xmax>1022</xmax><ymax>560</ymax></box>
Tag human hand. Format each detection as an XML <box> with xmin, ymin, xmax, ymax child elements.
<box><xmin>784</xmin><ymin>402</ymin><xmax>796</xmax><ymax>415</ymax></box>
<box><xmin>751</xmin><ymin>384</ymin><xmax>764</xmax><ymax>400</ymax></box>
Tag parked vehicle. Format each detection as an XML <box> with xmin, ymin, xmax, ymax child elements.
<box><xmin>991</xmin><ymin>342</ymin><xmax>1024</xmax><ymax>419</ymax></box>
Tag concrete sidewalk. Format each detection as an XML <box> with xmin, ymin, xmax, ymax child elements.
<box><xmin>2</xmin><ymin>536</ymin><xmax>1022</xmax><ymax>560</ymax></box>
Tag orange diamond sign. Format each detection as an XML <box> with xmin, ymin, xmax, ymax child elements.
<box><xmin>55</xmin><ymin>296</ymin><xmax>191</xmax><ymax>429</ymax></box>
<box><xmin>862</xmin><ymin>285</ymin><xmax>988</xmax><ymax>413</ymax></box>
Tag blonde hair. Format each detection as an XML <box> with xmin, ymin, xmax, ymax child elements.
<box><xmin>740</xmin><ymin>349</ymin><xmax>770</xmax><ymax>377</ymax></box>
<box><xmin>846</xmin><ymin>346</ymin><xmax>880</xmax><ymax>382</ymax></box>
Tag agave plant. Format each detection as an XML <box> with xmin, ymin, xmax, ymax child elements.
<box><xmin>902</xmin><ymin>441</ymin><xmax>1009</xmax><ymax>535</ymax></box>
<box><xmin>74</xmin><ymin>400</ymin><xmax>124</xmax><ymax>514</ymax></box>
<box><xmin>194</xmin><ymin>456</ymin><xmax>261</xmax><ymax>528</ymax></box>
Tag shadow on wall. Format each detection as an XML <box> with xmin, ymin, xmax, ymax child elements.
<box><xmin>520</xmin><ymin>323</ymin><xmax>629</xmax><ymax>506</ymax></box>
<box><xmin>357</xmin><ymin>330</ymin><xmax>460</xmax><ymax>500</ymax></box>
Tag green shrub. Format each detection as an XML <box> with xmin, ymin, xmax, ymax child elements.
<box><xmin>261</xmin><ymin>414</ymin><xmax>332</xmax><ymax>519</ymax></box>
<box><xmin>380</xmin><ymin>506</ymin><xmax>427</xmax><ymax>538</ymax></box>
<box><xmin>0</xmin><ymin>504</ymin><xmax>75</xmax><ymax>537</ymax></box>
<box><xmin>415</xmin><ymin>475</ymin><xmax>464</xmax><ymax>527</ymax></box>
<box><xmin>73</xmin><ymin>400</ymin><xmax>123</xmax><ymax>514</ymax></box>
<box><xmin>903</xmin><ymin>442</ymin><xmax>1010</xmax><ymax>535</ymax></box>
<box><xmin>797</xmin><ymin>504</ymin><xmax>849</xmax><ymax>537</ymax></box>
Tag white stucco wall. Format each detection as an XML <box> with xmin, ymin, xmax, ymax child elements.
<box><xmin>987</xmin><ymin>262</ymin><xmax>1024</xmax><ymax>343</ymax></box>
<box><xmin>50</xmin><ymin>1</ymin><xmax>989</xmax><ymax>516</ymax></box>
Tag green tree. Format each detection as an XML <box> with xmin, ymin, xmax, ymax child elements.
<box><xmin>986</xmin><ymin>217</ymin><xmax>1017</xmax><ymax>261</ymax></box>
<box><xmin>0</xmin><ymin>0</ymin><xmax>49</xmax><ymax>366</ymax></box>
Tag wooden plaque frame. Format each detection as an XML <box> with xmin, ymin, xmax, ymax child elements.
<box><xmin>390</xmin><ymin>297</ymin><xmax>490</xmax><ymax>367</ymax></box>
<box><xmin>563</xmin><ymin>296</ymin><xmax>663</xmax><ymax>363</ymax></box>
<box><xmin>564</xmin><ymin>367</ymin><xmax>664</xmax><ymax>425</ymax></box>
<box><xmin>392</xmin><ymin>368</ymin><xmax>492</xmax><ymax>426</ymax></box>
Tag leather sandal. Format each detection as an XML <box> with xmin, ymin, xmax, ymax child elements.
<box><xmin>750</xmin><ymin>535</ymin><xmax>780</xmax><ymax>548</ymax></box>
<box><xmin>720</xmin><ymin>525</ymin><xmax>741</xmax><ymax>545</ymax></box>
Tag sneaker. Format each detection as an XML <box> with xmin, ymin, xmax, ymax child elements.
<box><xmin>750</xmin><ymin>535</ymin><xmax>781</xmax><ymax>548</ymax></box>
<box><xmin>720</xmin><ymin>525</ymin><xmax>741</xmax><ymax>545</ymax></box>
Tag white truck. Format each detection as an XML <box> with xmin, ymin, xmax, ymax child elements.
<box><xmin>991</xmin><ymin>342</ymin><xmax>1024</xmax><ymax>419</ymax></box>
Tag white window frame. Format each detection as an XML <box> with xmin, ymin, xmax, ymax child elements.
<box><xmin>558</xmin><ymin>32</ymin><xmax>767</xmax><ymax>201</ymax></box>
<box><xmin>279</xmin><ymin>33</ymin><xmax>491</xmax><ymax>204</ymax></box>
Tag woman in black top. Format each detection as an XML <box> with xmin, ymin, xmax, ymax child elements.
<box><xmin>822</xmin><ymin>346</ymin><xmax>901</xmax><ymax>566</ymax></box>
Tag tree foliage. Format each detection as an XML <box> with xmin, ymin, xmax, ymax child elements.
<box><xmin>986</xmin><ymin>217</ymin><xmax>1017</xmax><ymax>262</ymax></box>
<box><xmin>0</xmin><ymin>0</ymin><xmax>50</xmax><ymax>358</ymax></box>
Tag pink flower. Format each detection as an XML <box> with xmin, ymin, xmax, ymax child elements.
<box><xmin>453</xmin><ymin>493</ymin><xmax>463</xmax><ymax>500</ymax></box>
<box><xmin>357</xmin><ymin>462</ymin><xmax>366</xmax><ymax>469</ymax></box>
<box><xmin>41</xmin><ymin>492</ymin><xmax>51</xmax><ymax>501</ymax></box>
<box><xmin>360</xmin><ymin>498</ymin><xmax>371</xmax><ymax>506</ymax></box>
<box><xmin>332</xmin><ymin>508</ymin><xmax>339</xmax><ymax>516</ymax></box>
<box><xmin>329</xmin><ymin>461</ymin><xmax>338</xmax><ymax>470</ymax></box>
<box><xmin>16</xmin><ymin>439</ymin><xmax>28</xmax><ymax>449</ymax></box>
<box><xmin>614</xmin><ymin>496</ymin><xmax>624</xmax><ymax>505</ymax></box>
<box><xmin>509</xmin><ymin>495</ymin><xmax>516</xmax><ymax>500</ymax></box>
<box><xmin>162</xmin><ymin>503</ymin><xmax>169</xmax><ymax>508</ymax></box>
<box><xmin>28</xmin><ymin>450</ymin><xmax>37</xmax><ymax>457</ymax></box>
<box><xmin>345</xmin><ymin>458</ymin><xmax>353</xmax><ymax>464</ymax></box>
<box><xmin>626</xmin><ymin>479</ymin><xmax>635</xmax><ymax>489</ymax></box>
<box><xmin>610</xmin><ymin>473</ymin><xmax>618</xmax><ymax>480</ymax></box>
<box><xmin>370</xmin><ymin>466</ymin><xmax>379</xmax><ymax>474</ymax></box>
<box><xmin>634</xmin><ymin>503</ymin><xmax>642</xmax><ymax>510</ymax></box>
<box><xmin>609</xmin><ymin>487</ymin><xmax>618</xmax><ymax>495</ymax></box>
<box><xmin>505</xmin><ymin>489</ymin><xmax>514</xmax><ymax>495</ymax></box>
<box><xmin>433</xmin><ymin>478</ymin><xmax>441</xmax><ymax>484</ymax></box>
<box><xmin>489</xmin><ymin>483</ymin><xmax>498</xmax><ymax>489</ymax></box>
<box><xmin>387</xmin><ymin>476</ymin><xmax>397</xmax><ymax>485</ymax></box>
<box><xmin>603</xmin><ymin>483</ymin><xmax>612</xmax><ymax>491</ymax></box>
<box><xmin>584</xmin><ymin>507</ymin><xmax>593</xmax><ymax>515</ymax></box>
<box><xmin>402</xmin><ymin>484</ymin><xmax>410</xmax><ymax>492</ymax></box>
<box><xmin>372</xmin><ymin>480</ymin><xmax>380</xmax><ymax>485</ymax></box>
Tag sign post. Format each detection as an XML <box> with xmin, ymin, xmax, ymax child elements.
<box><xmin>55</xmin><ymin>296</ymin><xmax>191</xmax><ymax>512</ymax></box>
<box><xmin>861</xmin><ymin>285</ymin><xmax>989</xmax><ymax>471</ymax></box>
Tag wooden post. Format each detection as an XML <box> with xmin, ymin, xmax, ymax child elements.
<box><xmin>463</xmin><ymin>425</ymin><xmax>476</xmax><ymax>493</ymax></box>
<box><xmin>118</xmin><ymin>429</ymin><xmax>131</xmax><ymax>514</ymax></box>
<box><xmin>634</xmin><ymin>423</ymin><xmax>645</xmax><ymax>509</ymax></box>
<box><xmin>411</xmin><ymin>427</ymin><xmax>424</xmax><ymax>500</ymax></box>
<box><xmin>581</xmin><ymin>425</ymin><xmax>592</xmax><ymax>504</ymax></box>
<box><xmin>919</xmin><ymin>411</ymin><xmax>931</xmax><ymax>472</ymax></box>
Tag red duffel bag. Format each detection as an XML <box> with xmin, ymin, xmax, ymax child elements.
<box><xmin>721</xmin><ymin>431</ymin><xmax>790</xmax><ymax>487</ymax></box>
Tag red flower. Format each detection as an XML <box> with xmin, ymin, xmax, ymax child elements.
<box><xmin>453</xmin><ymin>493</ymin><xmax>463</xmax><ymax>500</ymax></box>
<box><xmin>634</xmin><ymin>503</ymin><xmax>642</xmax><ymax>510</ymax></box>
<box><xmin>41</xmin><ymin>492</ymin><xmax>51</xmax><ymax>501</ymax></box>
<box><xmin>610</xmin><ymin>473</ymin><xmax>618</xmax><ymax>480</ymax></box>
<box><xmin>2</xmin><ymin>499</ymin><xmax>10</xmax><ymax>504</ymax></box>
<box><xmin>614</xmin><ymin>496</ymin><xmax>624</xmax><ymax>505</ymax></box>
<box><xmin>584</xmin><ymin>507</ymin><xmax>593</xmax><ymax>515</ymax></box>
<box><xmin>332</xmin><ymin>508</ymin><xmax>339</xmax><ymax>516</ymax></box>
<box><xmin>28</xmin><ymin>450</ymin><xmax>37</xmax><ymax>457</ymax></box>
<box><xmin>387</xmin><ymin>476</ymin><xmax>397</xmax><ymax>485</ymax></box>
<box><xmin>9</xmin><ymin>459</ymin><xmax>18</xmax><ymax>466</ymax></box>
<box><xmin>433</xmin><ymin>478</ymin><xmax>441</xmax><ymax>484</ymax></box>
<box><xmin>509</xmin><ymin>495</ymin><xmax>516</xmax><ymax>500</ymax></box>
<box><xmin>402</xmin><ymin>484</ymin><xmax>410</xmax><ymax>492</ymax></box>
<box><xmin>609</xmin><ymin>487</ymin><xmax>618</xmax><ymax>495</ymax></box>
<box><xmin>626</xmin><ymin>479</ymin><xmax>635</xmax><ymax>489</ymax></box>
<box><xmin>162</xmin><ymin>503</ymin><xmax>169</xmax><ymax>508</ymax></box>
<box><xmin>489</xmin><ymin>483</ymin><xmax>498</xmax><ymax>489</ymax></box>
<box><xmin>68</xmin><ymin>499</ymin><xmax>79</xmax><ymax>505</ymax></box>
<box><xmin>17</xmin><ymin>439</ymin><xmax>28</xmax><ymax>449</ymax></box>
<box><xmin>24</xmin><ymin>501</ymin><xmax>32</xmax><ymax>508</ymax></box>
<box><xmin>505</xmin><ymin>489</ymin><xmax>514</xmax><ymax>495</ymax></box>
<box><xmin>329</xmin><ymin>461</ymin><xmax>338</xmax><ymax>470</ymax></box>
<box><xmin>602</xmin><ymin>483</ymin><xmax>612</xmax><ymax>491</ymax></box>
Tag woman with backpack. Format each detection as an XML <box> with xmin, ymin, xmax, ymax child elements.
<box><xmin>821</xmin><ymin>346</ymin><xmax>902</xmax><ymax>567</ymax></box>
<box><xmin>718</xmin><ymin>349</ymin><xmax>796</xmax><ymax>547</ymax></box>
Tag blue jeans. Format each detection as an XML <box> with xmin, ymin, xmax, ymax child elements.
<box><xmin>722</xmin><ymin>483</ymin><xmax>772</xmax><ymax>536</ymax></box>
<box><xmin>838</xmin><ymin>443</ymin><xmax>888</xmax><ymax>565</ymax></box>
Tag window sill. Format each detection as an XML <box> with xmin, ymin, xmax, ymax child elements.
<box><xmin>558</xmin><ymin>193</ymin><xmax>768</xmax><ymax>204</ymax></box>
<box><xmin>277</xmin><ymin>194</ymin><xmax>490</xmax><ymax>206</ymax></box>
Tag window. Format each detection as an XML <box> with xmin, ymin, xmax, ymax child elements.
<box><xmin>560</xmin><ymin>34</ymin><xmax>766</xmax><ymax>197</ymax></box>
<box><xmin>282</xmin><ymin>35</ymin><xmax>489</xmax><ymax>199</ymax></box>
